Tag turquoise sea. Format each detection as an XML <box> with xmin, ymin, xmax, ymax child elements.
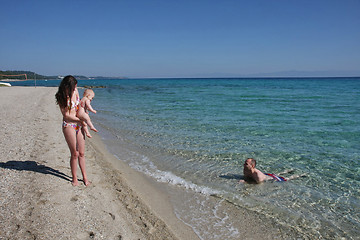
<box><xmin>12</xmin><ymin>78</ymin><xmax>360</xmax><ymax>239</ymax></box>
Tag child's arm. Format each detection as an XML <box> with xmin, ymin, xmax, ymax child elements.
<box><xmin>85</xmin><ymin>99</ymin><xmax>97</xmax><ymax>114</ymax></box>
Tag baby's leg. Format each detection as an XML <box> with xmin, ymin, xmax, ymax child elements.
<box><xmin>78</xmin><ymin>111</ymin><xmax>98</xmax><ymax>132</ymax></box>
<box><xmin>82</xmin><ymin>121</ymin><xmax>92</xmax><ymax>138</ymax></box>
<box><xmin>85</xmin><ymin>117</ymin><xmax>97</xmax><ymax>132</ymax></box>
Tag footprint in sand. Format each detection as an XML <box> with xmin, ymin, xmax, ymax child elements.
<box><xmin>70</xmin><ymin>195</ymin><xmax>79</xmax><ymax>202</ymax></box>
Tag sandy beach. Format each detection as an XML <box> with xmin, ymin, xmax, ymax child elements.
<box><xmin>0</xmin><ymin>87</ymin><xmax>198</xmax><ymax>240</ymax></box>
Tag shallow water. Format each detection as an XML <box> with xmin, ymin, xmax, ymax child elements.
<box><xmin>16</xmin><ymin>78</ymin><xmax>360</xmax><ymax>238</ymax></box>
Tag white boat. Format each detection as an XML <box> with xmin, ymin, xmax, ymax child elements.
<box><xmin>0</xmin><ymin>82</ymin><xmax>11</xmax><ymax>87</ymax></box>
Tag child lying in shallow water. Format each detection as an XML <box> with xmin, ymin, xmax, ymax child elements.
<box><xmin>77</xmin><ymin>89</ymin><xmax>98</xmax><ymax>138</ymax></box>
<box><xmin>240</xmin><ymin>158</ymin><xmax>305</xmax><ymax>183</ymax></box>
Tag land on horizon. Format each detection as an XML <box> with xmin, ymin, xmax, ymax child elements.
<box><xmin>1</xmin><ymin>70</ymin><xmax>360</xmax><ymax>80</ymax></box>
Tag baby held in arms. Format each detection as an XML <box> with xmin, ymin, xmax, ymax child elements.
<box><xmin>77</xmin><ymin>89</ymin><xmax>98</xmax><ymax>138</ymax></box>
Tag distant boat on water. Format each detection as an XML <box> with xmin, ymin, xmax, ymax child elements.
<box><xmin>0</xmin><ymin>82</ymin><xmax>11</xmax><ymax>87</ymax></box>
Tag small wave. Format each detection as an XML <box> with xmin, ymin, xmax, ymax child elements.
<box><xmin>115</xmin><ymin>152</ymin><xmax>223</xmax><ymax>196</ymax></box>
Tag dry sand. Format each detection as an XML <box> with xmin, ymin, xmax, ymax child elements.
<box><xmin>0</xmin><ymin>87</ymin><xmax>198</xmax><ymax>240</ymax></box>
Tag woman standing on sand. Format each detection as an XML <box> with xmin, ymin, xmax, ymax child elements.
<box><xmin>55</xmin><ymin>75</ymin><xmax>90</xmax><ymax>186</ymax></box>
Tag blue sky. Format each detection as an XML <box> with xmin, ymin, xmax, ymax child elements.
<box><xmin>1</xmin><ymin>0</ymin><xmax>359</xmax><ymax>78</ymax></box>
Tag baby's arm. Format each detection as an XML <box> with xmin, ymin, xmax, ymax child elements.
<box><xmin>85</xmin><ymin>99</ymin><xmax>97</xmax><ymax>114</ymax></box>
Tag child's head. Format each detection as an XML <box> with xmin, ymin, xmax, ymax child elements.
<box><xmin>244</xmin><ymin>158</ymin><xmax>256</xmax><ymax>169</ymax></box>
<box><xmin>84</xmin><ymin>89</ymin><xmax>95</xmax><ymax>100</ymax></box>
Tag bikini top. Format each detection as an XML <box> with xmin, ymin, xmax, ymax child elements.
<box><xmin>67</xmin><ymin>96</ymin><xmax>80</xmax><ymax>110</ymax></box>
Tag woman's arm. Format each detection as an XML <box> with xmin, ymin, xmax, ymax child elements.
<box><xmin>60</xmin><ymin>107</ymin><xmax>81</xmax><ymax>123</ymax></box>
<box><xmin>75</xmin><ymin>87</ymin><xmax>80</xmax><ymax>99</ymax></box>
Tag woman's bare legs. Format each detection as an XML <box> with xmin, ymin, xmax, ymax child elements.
<box><xmin>77</xmin><ymin>129</ymin><xmax>90</xmax><ymax>186</ymax></box>
<box><xmin>63</xmin><ymin>127</ymin><xmax>79</xmax><ymax>186</ymax></box>
<box><xmin>63</xmin><ymin>126</ymin><xmax>90</xmax><ymax>186</ymax></box>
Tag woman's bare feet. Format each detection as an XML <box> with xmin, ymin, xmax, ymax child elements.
<box><xmin>72</xmin><ymin>180</ymin><xmax>79</xmax><ymax>186</ymax></box>
<box><xmin>83</xmin><ymin>179</ymin><xmax>91</xmax><ymax>186</ymax></box>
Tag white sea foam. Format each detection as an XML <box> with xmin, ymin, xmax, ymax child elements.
<box><xmin>115</xmin><ymin>152</ymin><xmax>223</xmax><ymax>196</ymax></box>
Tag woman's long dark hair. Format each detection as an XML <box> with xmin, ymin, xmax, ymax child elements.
<box><xmin>55</xmin><ymin>75</ymin><xmax>78</xmax><ymax>110</ymax></box>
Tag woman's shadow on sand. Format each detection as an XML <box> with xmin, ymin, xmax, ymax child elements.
<box><xmin>0</xmin><ymin>160</ymin><xmax>71</xmax><ymax>182</ymax></box>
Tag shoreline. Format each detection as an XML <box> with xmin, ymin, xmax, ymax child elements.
<box><xmin>87</xmin><ymin>130</ymin><xmax>199</xmax><ymax>239</ymax></box>
<box><xmin>0</xmin><ymin>87</ymin><xmax>197</xmax><ymax>239</ymax></box>
<box><xmin>97</xmin><ymin>125</ymin><xmax>307</xmax><ymax>240</ymax></box>
<box><xmin>0</xmin><ymin>86</ymin><xmax>310</xmax><ymax>239</ymax></box>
